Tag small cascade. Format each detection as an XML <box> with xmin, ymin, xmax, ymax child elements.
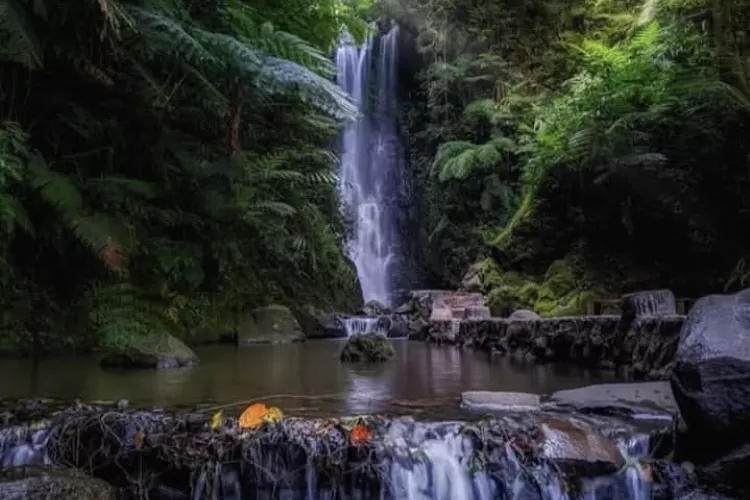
<box><xmin>581</xmin><ymin>434</ymin><xmax>652</xmax><ymax>500</ymax></box>
<box><xmin>343</xmin><ymin>316</ymin><xmax>390</xmax><ymax>337</ymax></box>
<box><xmin>0</xmin><ymin>406</ymin><xmax>692</xmax><ymax>500</ymax></box>
<box><xmin>0</xmin><ymin>422</ymin><xmax>53</xmax><ymax>467</ymax></box>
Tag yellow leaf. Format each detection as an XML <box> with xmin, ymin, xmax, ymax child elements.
<box><xmin>133</xmin><ymin>429</ymin><xmax>145</xmax><ymax>449</ymax></box>
<box><xmin>210</xmin><ymin>409</ymin><xmax>224</xmax><ymax>430</ymax></box>
<box><xmin>264</xmin><ymin>406</ymin><xmax>283</xmax><ymax>423</ymax></box>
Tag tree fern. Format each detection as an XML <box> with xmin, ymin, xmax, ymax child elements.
<box><xmin>432</xmin><ymin>136</ymin><xmax>517</xmax><ymax>181</ymax></box>
<box><xmin>0</xmin><ymin>0</ymin><xmax>44</xmax><ymax>69</ymax></box>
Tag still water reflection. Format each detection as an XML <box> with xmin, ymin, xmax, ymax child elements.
<box><xmin>0</xmin><ymin>340</ymin><xmax>619</xmax><ymax>416</ymax></box>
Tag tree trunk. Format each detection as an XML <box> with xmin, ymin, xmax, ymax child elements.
<box><xmin>229</xmin><ymin>86</ymin><xmax>243</xmax><ymax>158</ymax></box>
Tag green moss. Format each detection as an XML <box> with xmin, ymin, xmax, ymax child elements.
<box><xmin>482</xmin><ymin>255</ymin><xmax>604</xmax><ymax>317</ymax></box>
<box><xmin>340</xmin><ymin>333</ymin><xmax>395</xmax><ymax>362</ymax></box>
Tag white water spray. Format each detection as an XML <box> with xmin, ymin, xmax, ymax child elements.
<box><xmin>335</xmin><ymin>25</ymin><xmax>402</xmax><ymax>307</ymax></box>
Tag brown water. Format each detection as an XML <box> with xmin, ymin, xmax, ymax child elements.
<box><xmin>0</xmin><ymin>340</ymin><xmax>619</xmax><ymax>417</ymax></box>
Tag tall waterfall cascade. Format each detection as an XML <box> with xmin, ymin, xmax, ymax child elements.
<box><xmin>335</xmin><ymin>24</ymin><xmax>402</xmax><ymax>307</ymax></box>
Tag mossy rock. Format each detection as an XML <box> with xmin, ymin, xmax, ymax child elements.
<box><xmin>237</xmin><ymin>304</ymin><xmax>305</xmax><ymax>345</ymax></box>
<box><xmin>484</xmin><ymin>256</ymin><xmax>602</xmax><ymax>318</ymax></box>
<box><xmin>100</xmin><ymin>333</ymin><xmax>198</xmax><ymax>370</ymax></box>
<box><xmin>340</xmin><ymin>333</ymin><xmax>395</xmax><ymax>362</ymax></box>
<box><xmin>0</xmin><ymin>467</ymin><xmax>115</xmax><ymax>500</ymax></box>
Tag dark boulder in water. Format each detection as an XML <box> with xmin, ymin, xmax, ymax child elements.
<box><xmin>0</xmin><ymin>466</ymin><xmax>114</xmax><ymax>500</ymax></box>
<box><xmin>670</xmin><ymin>287</ymin><xmax>750</xmax><ymax>494</ymax></box>
<box><xmin>340</xmin><ymin>333</ymin><xmax>395</xmax><ymax>362</ymax></box>
<box><xmin>100</xmin><ymin>333</ymin><xmax>198</xmax><ymax>370</ymax></box>
<box><xmin>670</xmin><ymin>288</ymin><xmax>750</xmax><ymax>447</ymax></box>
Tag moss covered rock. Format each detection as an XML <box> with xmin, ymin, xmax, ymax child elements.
<box><xmin>294</xmin><ymin>305</ymin><xmax>346</xmax><ymax>339</ymax></box>
<box><xmin>482</xmin><ymin>257</ymin><xmax>603</xmax><ymax>318</ymax></box>
<box><xmin>340</xmin><ymin>333</ymin><xmax>395</xmax><ymax>362</ymax></box>
<box><xmin>237</xmin><ymin>304</ymin><xmax>305</xmax><ymax>345</ymax></box>
<box><xmin>0</xmin><ymin>467</ymin><xmax>114</xmax><ymax>500</ymax></box>
<box><xmin>100</xmin><ymin>333</ymin><xmax>198</xmax><ymax>370</ymax></box>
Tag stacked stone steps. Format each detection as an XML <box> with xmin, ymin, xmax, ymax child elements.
<box><xmin>410</xmin><ymin>289</ymin><xmax>490</xmax><ymax>320</ymax></box>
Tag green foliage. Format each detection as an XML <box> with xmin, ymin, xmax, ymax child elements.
<box><xmin>399</xmin><ymin>0</ymin><xmax>750</xmax><ymax>297</ymax></box>
<box><xmin>0</xmin><ymin>0</ymin><xmax>368</xmax><ymax>354</ymax></box>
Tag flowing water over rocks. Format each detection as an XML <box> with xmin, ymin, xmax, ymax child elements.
<box><xmin>335</xmin><ymin>25</ymin><xmax>403</xmax><ymax>307</ymax></box>
<box><xmin>0</xmin><ymin>398</ymin><xmax>703</xmax><ymax>500</ymax></box>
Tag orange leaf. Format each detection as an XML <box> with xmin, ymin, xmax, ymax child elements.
<box><xmin>350</xmin><ymin>423</ymin><xmax>371</xmax><ymax>446</ymax></box>
<box><xmin>133</xmin><ymin>429</ymin><xmax>145</xmax><ymax>449</ymax></box>
<box><xmin>239</xmin><ymin>403</ymin><xmax>270</xmax><ymax>429</ymax></box>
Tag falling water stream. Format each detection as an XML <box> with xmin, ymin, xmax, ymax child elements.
<box><xmin>335</xmin><ymin>25</ymin><xmax>402</xmax><ymax>307</ymax></box>
<box><xmin>0</xmin><ymin>417</ymin><xmax>656</xmax><ymax>500</ymax></box>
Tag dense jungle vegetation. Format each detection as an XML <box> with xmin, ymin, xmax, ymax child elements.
<box><xmin>0</xmin><ymin>0</ymin><xmax>371</xmax><ymax>354</ymax></box>
<box><xmin>3</xmin><ymin>0</ymin><xmax>750</xmax><ymax>354</ymax></box>
<box><xmin>387</xmin><ymin>0</ymin><xmax>750</xmax><ymax>315</ymax></box>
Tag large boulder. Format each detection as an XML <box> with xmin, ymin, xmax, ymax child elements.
<box><xmin>357</xmin><ymin>300</ymin><xmax>390</xmax><ymax>317</ymax></box>
<box><xmin>100</xmin><ymin>333</ymin><xmax>197</xmax><ymax>370</ymax></box>
<box><xmin>340</xmin><ymin>333</ymin><xmax>395</xmax><ymax>362</ymax></box>
<box><xmin>670</xmin><ymin>287</ymin><xmax>750</xmax><ymax>456</ymax></box>
<box><xmin>508</xmin><ymin>309</ymin><xmax>541</xmax><ymax>321</ymax></box>
<box><xmin>294</xmin><ymin>305</ymin><xmax>346</xmax><ymax>339</ymax></box>
<box><xmin>0</xmin><ymin>467</ymin><xmax>114</xmax><ymax>500</ymax></box>
<box><xmin>237</xmin><ymin>305</ymin><xmax>305</xmax><ymax>345</ymax></box>
<box><xmin>541</xmin><ymin>416</ymin><xmax>625</xmax><ymax>476</ymax></box>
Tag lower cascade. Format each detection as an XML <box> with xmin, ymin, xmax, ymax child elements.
<box><xmin>343</xmin><ymin>316</ymin><xmax>390</xmax><ymax>337</ymax></box>
<box><xmin>0</xmin><ymin>400</ymin><xmax>680</xmax><ymax>500</ymax></box>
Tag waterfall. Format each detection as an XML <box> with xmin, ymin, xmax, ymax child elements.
<box><xmin>343</xmin><ymin>316</ymin><xmax>390</xmax><ymax>337</ymax></box>
<box><xmin>0</xmin><ymin>414</ymin><xmax>663</xmax><ymax>500</ymax></box>
<box><xmin>335</xmin><ymin>24</ymin><xmax>402</xmax><ymax>308</ymax></box>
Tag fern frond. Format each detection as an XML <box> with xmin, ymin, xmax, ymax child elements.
<box><xmin>0</xmin><ymin>0</ymin><xmax>44</xmax><ymax>68</ymax></box>
<box><xmin>433</xmin><ymin>137</ymin><xmax>516</xmax><ymax>182</ymax></box>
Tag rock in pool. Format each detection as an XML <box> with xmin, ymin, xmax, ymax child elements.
<box><xmin>100</xmin><ymin>333</ymin><xmax>197</xmax><ymax>370</ymax></box>
<box><xmin>461</xmin><ymin>391</ymin><xmax>540</xmax><ymax>412</ymax></box>
<box><xmin>340</xmin><ymin>333</ymin><xmax>395</xmax><ymax>362</ymax></box>
<box><xmin>237</xmin><ymin>304</ymin><xmax>305</xmax><ymax>345</ymax></box>
<box><xmin>294</xmin><ymin>304</ymin><xmax>347</xmax><ymax>339</ymax></box>
<box><xmin>670</xmin><ymin>287</ymin><xmax>750</xmax><ymax>448</ymax></box>
<box><xmin>541</xmin><ymin>416</ymin><xmax>625</xmax><ymax>476</ymax></box>
<box><xmin>0</xmin><ymin>467</ymin><xmax>114</xmax><ymax>500</ymax></box>
<box><xmin>670</xmin><ymin>287</ymin><xmax>750</xmax><ymax>493</ymax></box>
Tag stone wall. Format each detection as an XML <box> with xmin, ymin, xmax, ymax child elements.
<box><xmin>425</xmin><ymin>314</ymin><xmax>684</xmax><ymax>380</ymax></box>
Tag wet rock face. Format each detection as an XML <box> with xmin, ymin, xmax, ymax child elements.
<box><xmin>357</xmin><ymin>300</ymin><xmax>390</xmax><ymax>317</ymax></box>
<box><xmin>340</xmin><ymin>333</ymin><xmax>395</xmax><ymax>362</ymax></box>
<box><xmin>461</xmin><ymin>391</ymin><xmax>540</xmax><ymax>412</ymax></box>
<box><xmin>671</xmin><ymin>288</ymin><xmax>750</xmax><ymax>453</ymax></box>
<box><xmin>671</xmin><ymin>289</ymin><xmax>750</xmax><ymax>438</ymax></box>
<box><xmin>541</xmin><ymin>416</ymin><xmax>625</xmax><ymax>476</ymax></box>
<box><xmin>294</xmin><ymin>305</ymin><xmax>347</xmax><ymax>339</ymax></box>
<box><xmin>0</xmin><ymin>467</ymin><xmax>114</xmax><ymax>500</ymax></box>
<box><xmin>99</xmin><ymin>334</ymin><xmax>198</xmax><ymax>370</ymax></box>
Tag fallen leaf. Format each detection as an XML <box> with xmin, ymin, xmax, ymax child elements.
<box><xmin>239</xmin><ymin>403</ymin><xmax>269</xmax><ymax>429</ymax></box>
<box><xmin>350</xmin><ymin>423</ymin><xmax>371</xmax><ymax>446</ymax></box>
<box><xmin>210</xmin><ymin>409</ymin><xmax>224</xmax><ymax>430</ymax></box>
<box><xmin>264</xmin><ymin>406</ymin><xmax>283</xmax><ymax>424</ymax></box>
